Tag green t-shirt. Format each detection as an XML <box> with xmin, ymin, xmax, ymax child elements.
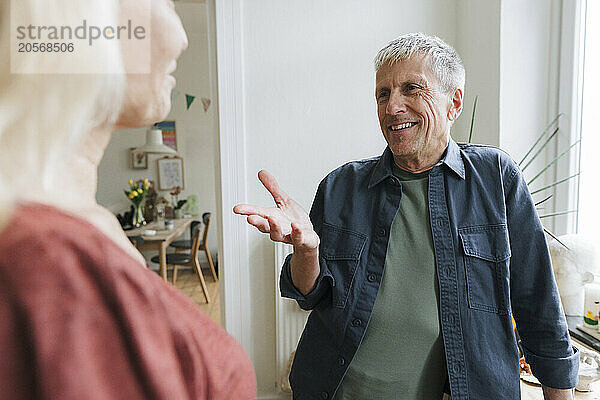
<box><xmin>335</xmin><ymin>165</ymin><xmax>446</xmax><ymax>400</ymax></box>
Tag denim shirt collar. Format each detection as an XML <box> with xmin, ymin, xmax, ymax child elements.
<box><xmin>368</xmin><ymin>138</ymin><xmax>465</xmax><ymax>188</ymax></box>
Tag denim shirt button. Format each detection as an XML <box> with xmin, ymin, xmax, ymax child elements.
<box><xmin>388</xmin><ymin>177</ymin><xmax>399</xmax><ymax>186</ymax></box>
<box><xmin>338</xmin><ymin>357</ymin><xmax>346</xmax><ymax>366</ymax></box>
<box><xmin>352</xmin><ymin>318</ymin><xmax>362</xmax><ymax>327</ymax></box>
<box><xmin>367</xmin><ymin>273</ymin><xmax>376</xmax><ymax>282</ymax></box>
<box><xmin>378</xmin><ymin>228</ymin><xmax>386</xmax><ymax>236</ymax></box>
<box><xmin>320</xmin><ymin>391</ymin><xmax>329</xmax><ymax>399</ymax></box>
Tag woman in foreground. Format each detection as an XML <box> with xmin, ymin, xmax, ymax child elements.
<box><xmin>0</xmin><ymin>0</ymin><xmax>256</xmax><ymax>398</ymax></box>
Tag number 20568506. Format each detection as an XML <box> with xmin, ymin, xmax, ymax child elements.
<box><xmin>18</xmin><ymin>42</ymin><xmax>74</xmax><ymax>53</ymax></box>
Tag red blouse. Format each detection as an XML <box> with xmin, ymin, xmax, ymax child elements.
<box><xmin>0</xmin><ymin>204</ymin><xmax>256</xmax><ymax>399</ymax></box>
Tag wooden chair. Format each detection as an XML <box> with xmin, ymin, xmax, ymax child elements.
<box><xmin>150</xmin><ymin>222</ymin><xmax>211</xmax><ymax>303</ymax></box>
<box><xmin>128</xmin><ymin>235</ymin><xmax>144</xmax><ymax>249</ymax></box>
<box><xmin>169</xmin><ymin>212</ymin><xmax>218</xmax><ymax>282</ymax></box>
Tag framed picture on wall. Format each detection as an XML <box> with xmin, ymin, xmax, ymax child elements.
<box><xmin>130</xmin><ymin>148</ymin><xmax>147</xmax><ymax>169</ymax></box>
<box><xmin>153</xmin><ymin>120</ymin><xmax>177</xmax><ymax>151</ymax></box>
<box><xmin>157</xmin><ymin>156</ymin><xmax>184</xmax><ymax>190</ymax></box>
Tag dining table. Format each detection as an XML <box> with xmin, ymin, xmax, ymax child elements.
<box><xmin>125</xmin><ymin>217</ymin><xmax>194</xmax><ymax>282</ymax></box>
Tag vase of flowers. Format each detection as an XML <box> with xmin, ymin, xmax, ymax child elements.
<box><xmin>125</xmin><ymin>178</ymin><xmax>150</xmax><ymax>227</ymax></box>
<box><xmin>170</xmin><ymin>186</ymin><xmax>187</xmax><ymax>219</ymax></box>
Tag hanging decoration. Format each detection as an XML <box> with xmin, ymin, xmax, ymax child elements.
<box><xmin>185</xmin><ymin>94</ymin><xmax>196</xmax><ymax>110</ymax></box>
<box><xmin>201</xmin><ymin>97</ymin><xmax>211</xmax><ymax>112</ymax></box>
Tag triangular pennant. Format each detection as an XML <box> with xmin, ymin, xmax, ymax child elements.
<box><xmin>185</xmin><ymin>94</ymin><xmax>196</xmax><ymax>110</ymax></box>
<box><xmin>201</xmin><ymin>97</ymin><xmax>211</xmax><ymax>112</ymax></box>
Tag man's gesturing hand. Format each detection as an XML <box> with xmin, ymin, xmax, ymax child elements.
<box><xmin>234</xmin><ymin>170</ymin><xmax>321</xmax><ymax>295</ymax></box>
<box><xmin>233</xmin><ymin>170</ymin><xmax>319</xmax><ymax>253</ymax></box>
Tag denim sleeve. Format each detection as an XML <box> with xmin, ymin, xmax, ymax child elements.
<box><xmin>504</xmin><ymin>161</ymin><xmax>579</xmax><ymax>389</ymax></box>
<box><xmin>279</xmin><ymin>177</ymin><xmax>334</xmax><ymax>310</ymax></box>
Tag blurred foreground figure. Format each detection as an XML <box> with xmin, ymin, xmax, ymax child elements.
<box><xmin>0</xmin><ymin>1</ymin><xmax>255</xmax><ymax>398</ymax></box>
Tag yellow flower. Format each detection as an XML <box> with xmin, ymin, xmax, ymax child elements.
<box><xmin>128</xmin><ymin>192</ymin><xmax>135</xmax><ymax>199</ymax></box>
<box><xmin>137</xmin><ymin>188</ymin><xmax>143</xmax><ymax>194</ymax></box>
<box><xmin>132</xmin><ymin>191</ymin><xmax>138</xmax><ymax>197</ymax></box>
<box><xmin>144</xmin><ymin>179</ymin><xmax>150</xmax><ymax>189</ymax></box>
<box><xmin>128</xmin><ymin>179</ymin><xmax>133</xmax><ymax>186</ymax></box>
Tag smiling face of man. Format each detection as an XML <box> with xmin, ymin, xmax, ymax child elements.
<box><xmin>375</xmin><ymin>54</ymin><xmax>462</xmax><ymax>172</ymax></box>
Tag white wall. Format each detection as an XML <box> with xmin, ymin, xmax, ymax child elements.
<box><xmin>453</xmin><ymin>0</ymin><xmax>566</xmax><ymax>233</ymax></box>
<box><xmin>499</xmin><ymin>0</ymin><xmax>557</xmax><ymax>156</ymax></box>
<box><xmin>97</xmin><ymin>2</ymin><xmax>220</xmax><ymax>255</ymax></box>
<box><xmin>240</xmin><ymin>0</ymin><xmax>458</xmax><ymax>395</ymax></box>
<box><xmin>499</xmin><ymin>0</ymin><xmax>561</xmax><ymax>231</ymax></box>
<box><xmin>454</xmin><ymin>0</ymin><xmax>501</xmax><ymax>146</ymax></box>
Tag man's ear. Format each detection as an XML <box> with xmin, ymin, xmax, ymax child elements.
<box><xmin>447</xmin><ymin>88</ymin><xmax>463</xmax><ymax>121</ymax></box>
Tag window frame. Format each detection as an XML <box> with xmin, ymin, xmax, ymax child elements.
<box><xmin>553</xmin><ymin>0</ymin><xmax>587</xmax><ymax>235</ymax></box>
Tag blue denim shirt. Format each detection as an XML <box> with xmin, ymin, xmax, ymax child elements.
<box><xmin>280</xmin><ymin>139</ymin><xmax>579</xmax><ymax>400</ymax></box>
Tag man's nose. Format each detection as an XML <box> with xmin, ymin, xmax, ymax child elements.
<box><xmin>386</xmin><ymin>92</ymin><xmax>408</xmax><ymax>115</ymax></box>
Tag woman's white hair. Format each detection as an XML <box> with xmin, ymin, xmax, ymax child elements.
<box><xmin>374</xmin><ymin>32</ymin><xmax>465</xmax><ymax>94</ymax></box>
<box><xmin>0</xmin><ymin>0</ymin><xmax>125</xmax><ymax>202</ymax></box>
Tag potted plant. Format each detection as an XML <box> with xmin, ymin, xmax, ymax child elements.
<box><xmin>124</xmin><ymin>178</ymin><xmax>150</xmax><ymax>227</ymax></box>
<box><xmin>170</xmin><ymin>186</ymin><xmax>187</xmax><ymax>219</ymax></box>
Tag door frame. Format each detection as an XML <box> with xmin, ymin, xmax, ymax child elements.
<box><xmin>212</xmin><ymin>0</ymin><xmax>254</xmax><ymax>358</ymax></box>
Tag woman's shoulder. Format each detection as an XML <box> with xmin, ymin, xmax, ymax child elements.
<box><xmin>0</xmin><ymin>203</ymin><xmax>87</xmax><ymax>264</ymax></box>
<box><xmin>0</xmin><ymin>203</ymin><xmax>117</xmax><ymax>274</ymax></box>
<box><xmin>0</xmin><ymin>202</ymin><xmax>256</xmax><ymax>399</ymax></box>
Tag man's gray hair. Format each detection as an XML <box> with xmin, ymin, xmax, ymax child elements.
<box><xmin>374</xmin><ymin>32</ymin><xmax>465</xmax><ymax>94</ymax></box>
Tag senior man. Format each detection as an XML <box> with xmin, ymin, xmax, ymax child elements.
<box><xmin>234</xmin><ymin>33</ymin><xmax>578</xmax><ymax>399</ymax></box>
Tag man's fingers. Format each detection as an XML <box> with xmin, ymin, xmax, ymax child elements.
<box><xmin>247</xmin><ymin>215</ymin><xmax>270</xmax><ymax>233</ymax></box>
<box><xmin>290</xmin><ymin>222</ymin><xmax>303</xmax><ymax>243</ymax></box>
<box><xmin>267</xmin><ymin>215</ymin><xmax>291</xmax><ymax>242</ymax></box>
<box><xmin>258</xmin><ymin>170</ymin><xmax>289</xmax><ymax>206</ymax></box>
<box><xmin>291</xmin><ymin>221</ymin><xmax>320</xmax><ymax>250</ymax></box>
<box><xmin>233</xmin><ymin>204</ymin><xmax>271</xmax><ymax>218</ymax></box>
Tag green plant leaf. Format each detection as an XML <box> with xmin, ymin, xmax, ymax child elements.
<box><xmin>538</xmin><ymin>210</ymin><xmax>577</xmax><ymax>219</ymax></box>
<box><xmin>535</xmin><ymin>195</ymin><xmax>553</xmax><ymax>207</ymax></box>
<box><xmin>530</xmin><ymin>173</ymin><xmax>580</xmax><ymax>195</ymax></box>
<box><xmin>468</xmin><ymin>96</ymin><xmax>478</xmax><ymax>143</ymax></box>
<box><xmin>518</xmin><ymin>113</ymin><xmax>562</xmax><ymax>167</ymax></box>
<box><xmin>521</xmin><ymin>127</ymin><xmax>559</xmax><ymax>172</ymax></box>
<box><xmin>543</xmin><ymin>228</ymin><xmax>570</xmax><ymax>250</ymax></box>
<box><xmin>527</xmin><ymin>140</ymin><xmax>580</xmax><ymax>186</ymax></box>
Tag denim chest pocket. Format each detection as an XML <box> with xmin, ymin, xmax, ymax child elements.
<box><xmin>459</xmin><ymin>224</ymin><xmax>512</xmax><ymax>315</ymax></box>
<box><xmin>320</xmin><ymin>223</ymin><xmax>367</xmax><ymax>309</ymax></box>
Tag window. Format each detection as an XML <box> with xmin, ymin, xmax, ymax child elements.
<box><xmin>577</xmin><ymin>0</ymin><xmax>600</xmax><ymax>237</ymax></box>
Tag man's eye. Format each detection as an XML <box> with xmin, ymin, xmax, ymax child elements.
<box><xmin>377</xmin><ymin>91</ymin><xmax>389</xmax><ymax>99</ymax></box>
<box><xmin>407</xmin><ymin>84</ymin><xmax>420</xmax><ymax>91</ymax></box>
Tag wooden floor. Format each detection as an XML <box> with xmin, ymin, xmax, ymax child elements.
<box><xmin>165</xmin><ymin>267</ymin><xmax>221</xmax><ymax>326</ymax></box>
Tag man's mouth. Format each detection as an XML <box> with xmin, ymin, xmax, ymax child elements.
<box><xmin>388</xmin><ymin>121</ymin><xmax>418</xmax><ymax>132</ymax></box>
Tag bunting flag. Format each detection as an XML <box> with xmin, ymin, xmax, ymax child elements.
<box><xmin>185</xmin><ymin>94</ymin><xmax>196</xmax><ymax>110</ymax></box>
<box><xmin>201</xmin><ymin>97</ymin><xmax>211</xmax><ymax>112</ymax></box>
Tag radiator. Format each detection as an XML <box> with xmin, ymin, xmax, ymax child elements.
<box><xmin>274</xmin><ymin>243</ymin><xmax>310</xmax><ymax>392</ymax></box>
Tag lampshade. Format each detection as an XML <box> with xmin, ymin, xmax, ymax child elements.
<box><xmin>135</xmin><ymin>129</ymin><xmax>177</xmax><ymax>154</ymax></box>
